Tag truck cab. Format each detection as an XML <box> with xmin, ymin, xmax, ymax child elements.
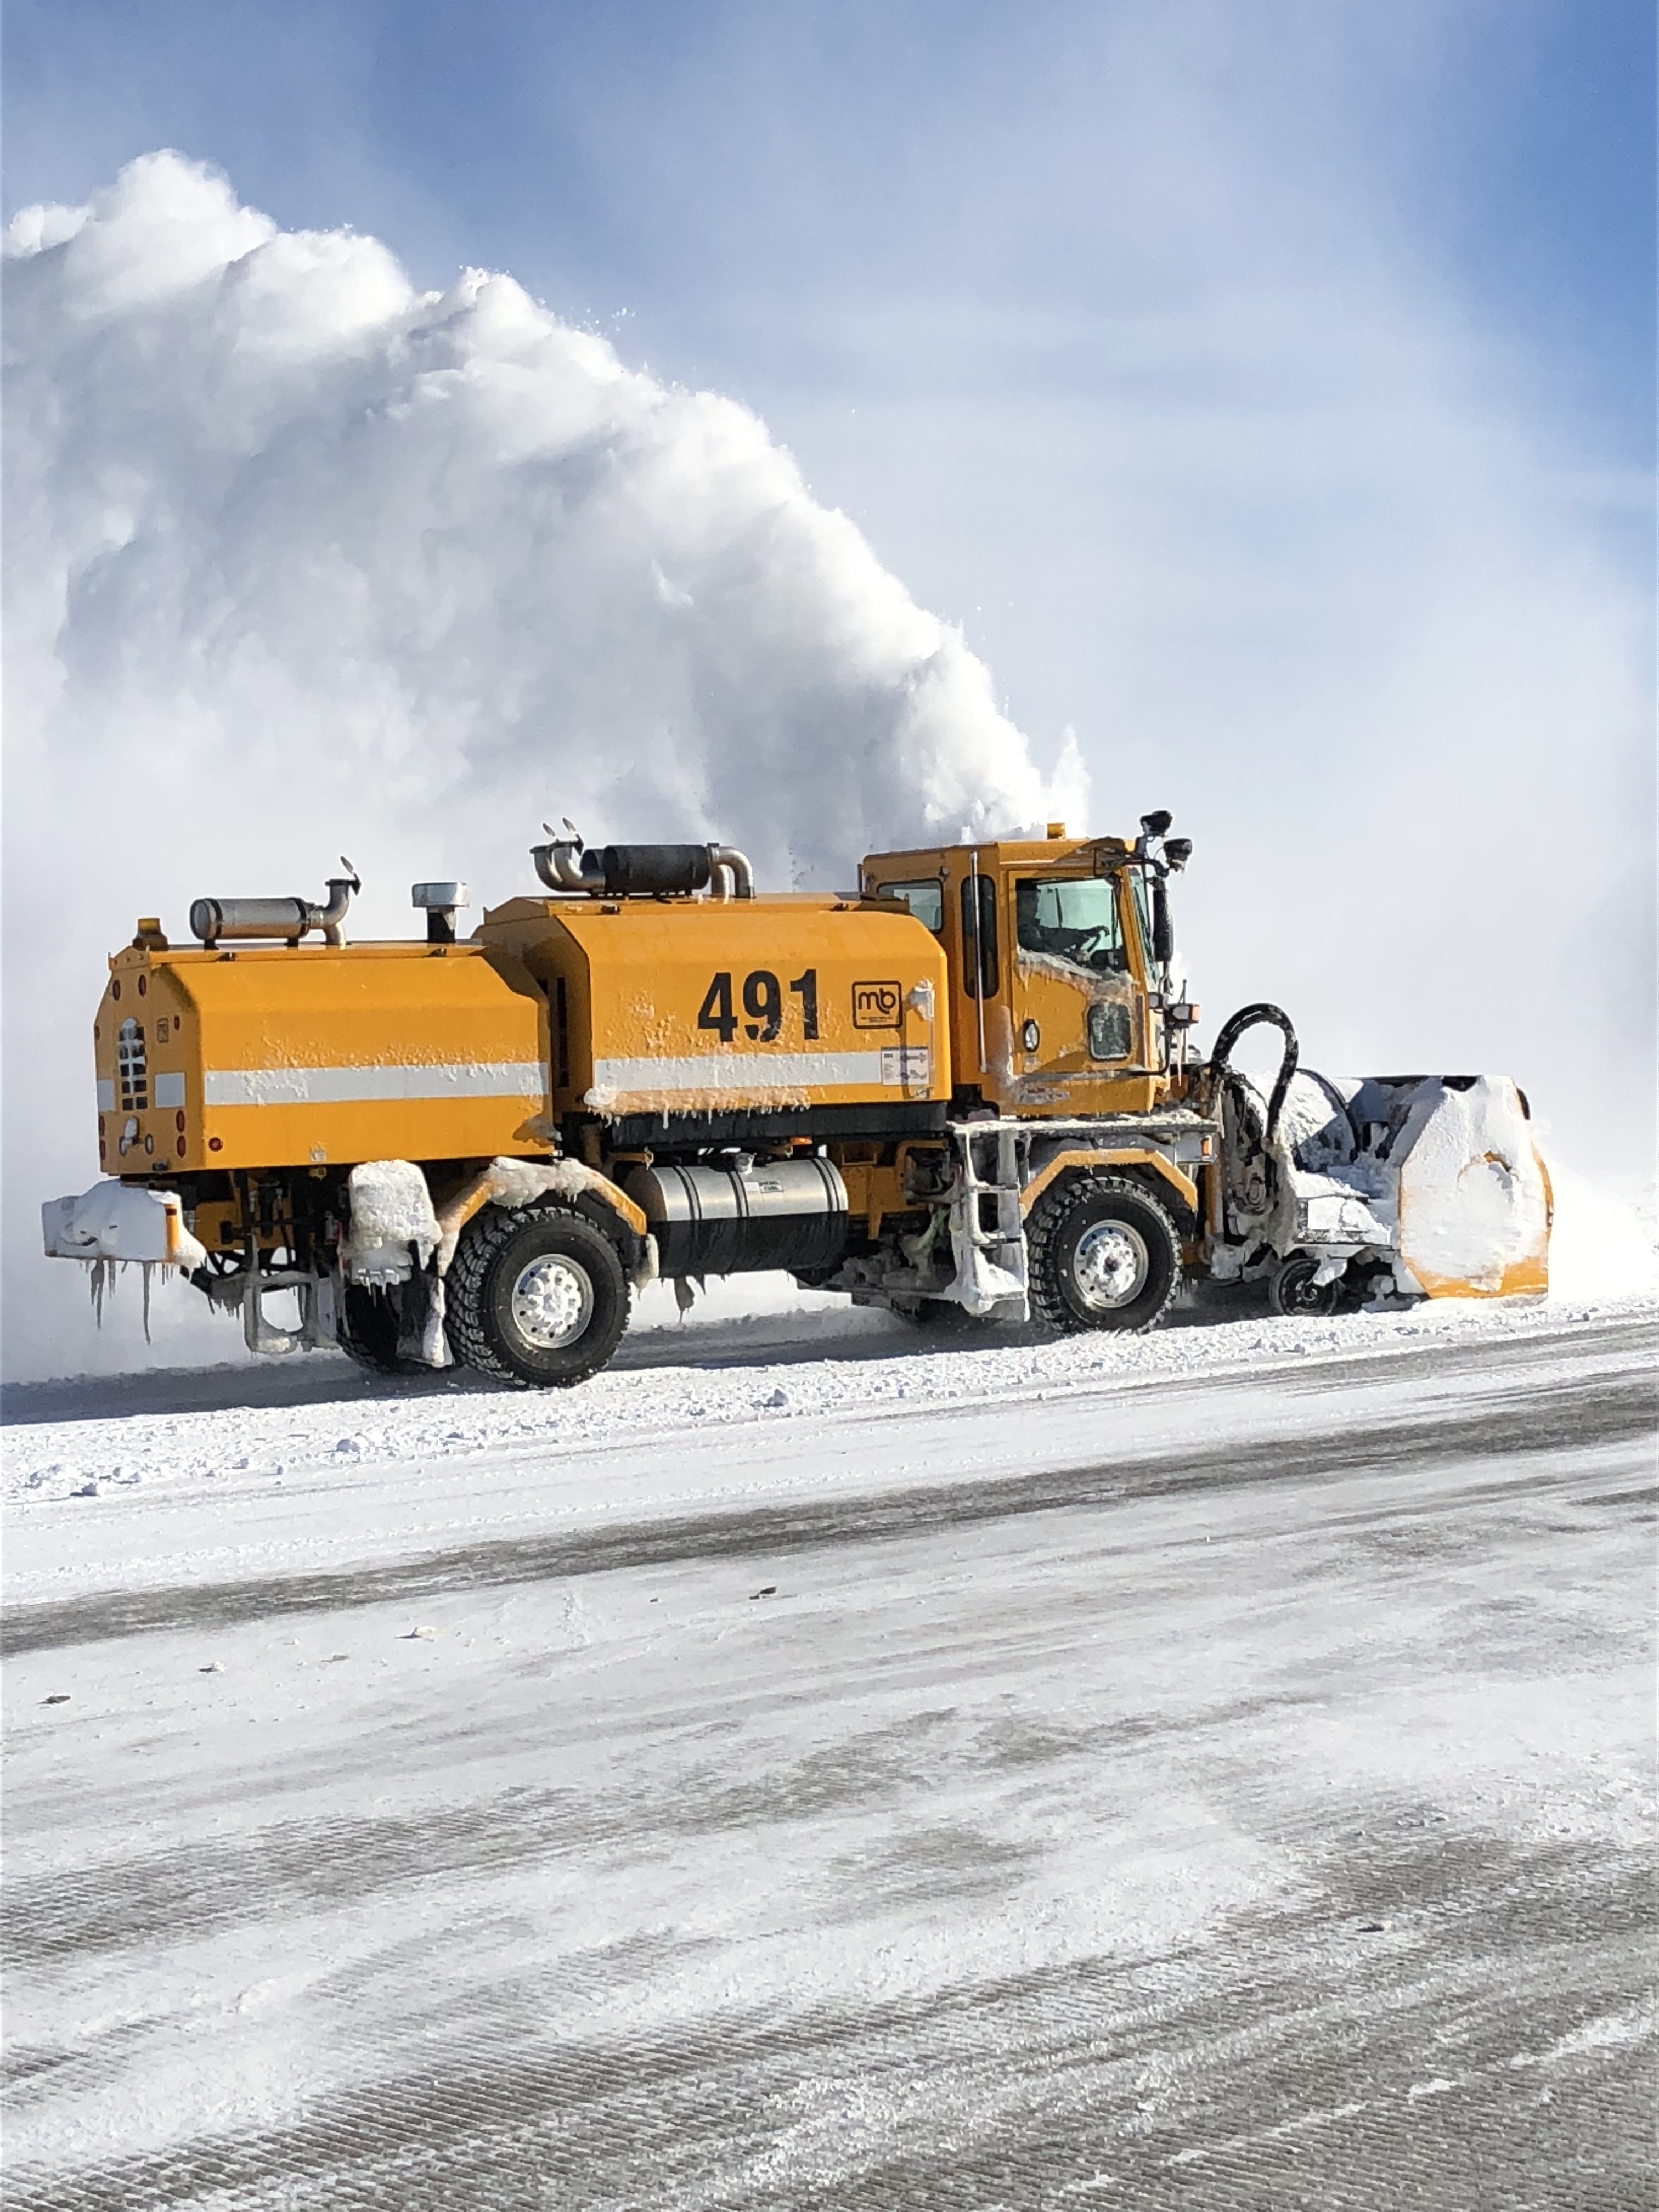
<box><xmin>860</xmin><ymin>822</ymin><xmax>1197</xmax><ymax>1119</ymax></box>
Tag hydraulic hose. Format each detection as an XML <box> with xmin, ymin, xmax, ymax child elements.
<box><xmin>1205</xmin><ymin>1002</ymin><xmax>1299</xmax><ymax>1149</ymax></box>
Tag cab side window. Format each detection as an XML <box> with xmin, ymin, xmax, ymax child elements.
<box><xmin>960</xmin><ymin>874</ymin><xmax>999</xmax><ymax>998</ymax></box>
<box><xmin>1014</xmin><ymin>876</ymin><xmax>1127</xmax><ymax>975</ymax></box>
<box><xmin>877</xmin><ymin>881</ymin><xmax>944</xmax><ymax>934</ymax></box>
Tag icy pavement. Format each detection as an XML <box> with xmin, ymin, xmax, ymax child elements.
<box><xmin>3</xmin><ymin>1299</ymin><xmax>1655</xmax><ymax>2208</ymax></box>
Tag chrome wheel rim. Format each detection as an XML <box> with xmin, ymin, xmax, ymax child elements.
<box><xmin>1071</xmin><ymin>1219</ymin><xmax>1149</xmax><ymax>1310</ymax></box>
<box><xmin>509</xmin><ymin>1253</ymin><xmax>594</xmax><ymax>1349</ymax></box>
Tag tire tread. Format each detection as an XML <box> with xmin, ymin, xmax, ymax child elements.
<box><xmin>445</xmin><ymin>1206</ymin><xmax>531</xmax><ymax>1383</ymax></box>
<box><xmin>1027</xmin><ymin>1172</ymin><xmax>1181</xmax><ymax>1336</ymax></box>
<box><xmin>446</xmin><ymin>1203</ymin><xmax>628</xmax><ymax>1387</ymax></box>
<box><xmin>336</xmin><ymin>1280</ymin><xmax>416</xmax><ymax>1375</ymax></box>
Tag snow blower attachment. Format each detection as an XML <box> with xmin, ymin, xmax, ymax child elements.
<box><xmin>43</xmin><ymin>814</ymin><xmax>1549</xmax><ymax>1382</ymax></box>
<box><xmin>1198</xmin><ymin>1004</ymin><xmax>1550</xmax><ymax>1316</ymax></box>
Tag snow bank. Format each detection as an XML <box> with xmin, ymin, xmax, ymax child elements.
<box><xmin>5</xmin><ymin>1286</ymin><xmax>1649</xmax><ymax>1508</ymax></box>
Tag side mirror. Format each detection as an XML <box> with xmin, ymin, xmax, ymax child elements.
<box><xmin>1152</xmin><ymin>877</ymin><xmax>1175</xmax><ymax>966</ymax></box>
<box><xmin>1140</xmin><ymin>808</ymin><xmax>1173</xmax><ymax>838</ymax></box>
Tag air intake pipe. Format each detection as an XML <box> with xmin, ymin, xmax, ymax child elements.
<box><xmin>531</xmin><ymin>832</ymin><xmax>754</xmax><ymax>899</ymax></box>
<box><xmin>190</xmin><ymin>863</ymin><xmax>360</xmax><ymax>948</ymax></box>
<box><xmin>411</xmin><ymin>881</ymin><xmax>470</xmax><ymax>943</ymax></box>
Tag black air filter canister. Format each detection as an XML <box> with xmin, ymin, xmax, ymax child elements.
<box><xmin>624</xmin><ymin>1157</ymin><xmax>848</xmax><ymax>1277</ymax></box>
<box><xmin>600</xmin><ymin>844</ymin><xmax>713</xmax><ymax>896</ymax></box>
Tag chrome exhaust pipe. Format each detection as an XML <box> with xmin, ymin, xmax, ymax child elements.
<box><xmin>531</xmin><ymin>837</ymin><xmax>604</xmax><ymax>892</ymax></box>
<box><xmin>707</xmin><ymin>844</ymin><xmax>754</xmax><ymax>899</ymax></box>
<box><xmin>532</xmin><ymin>826</ymin><xmax>754</xmax><ymax>900</ymax></box>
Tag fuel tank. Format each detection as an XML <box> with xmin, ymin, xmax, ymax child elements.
<box><xmin>624</xmin><ymin>1155</ymin><xmax>849</xmax><ymax>1277</ymax></box>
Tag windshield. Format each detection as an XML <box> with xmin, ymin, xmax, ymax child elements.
<box><xmin>1015</xmin><ymin>875</ymin><xmax>1127</xmax><ymax>974</ymax></box>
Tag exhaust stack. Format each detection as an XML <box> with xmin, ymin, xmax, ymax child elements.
<box><xmin>412</xmin><ymin>882</ymin><xmax>470</xmax><ymax>943</ymax></box>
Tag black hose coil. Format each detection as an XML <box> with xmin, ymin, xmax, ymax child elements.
<box><xmin>1207</xmin><ymin>1002</ymin><xmax>1299</xmax><ymax>1148</ymax></box>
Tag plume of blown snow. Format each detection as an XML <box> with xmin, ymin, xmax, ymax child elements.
<box><xmin>5</xmin><ymin>153</ymin><xmax>1071</xmax><ymax>891</ymax></box>
<box><xmin>1543</xmin><ymin>1161</ymin><xmax>1659</xmax><ymax>1307</ymax></box>
<box><xmin>2</xmin><ymin>153</ymin><xmax>1080</xmax><ymax>1379</ymax></box>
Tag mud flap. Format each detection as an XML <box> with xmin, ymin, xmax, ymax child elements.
<box><xmin>396</xmin><ymin>1265</ymin><xmax>453</xmax><ymax>1368</ymax></box>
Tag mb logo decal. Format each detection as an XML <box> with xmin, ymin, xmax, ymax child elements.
<box><xmin>851</xmin><ymin>980</ymin><xmax>902</xmax><ymax>1029</ymax></box>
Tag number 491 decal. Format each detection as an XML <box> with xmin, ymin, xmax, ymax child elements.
<box><xmin>698</xmin><ymin>969</ymin><xmax>818</xmax><ymax>1043</ymax></box>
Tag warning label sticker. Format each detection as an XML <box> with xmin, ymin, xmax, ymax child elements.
<box><xmin>881</xmin><ymin>1047</ymin><xmax>931</xmax><ymax>1087</ymax></box>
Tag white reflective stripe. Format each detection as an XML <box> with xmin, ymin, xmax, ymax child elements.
<box><xmin>153</xmin><ymin>1072</ymin><xmax>185</xmax><ymax>1109</ymax></box>
<box><xmin>593</xmin><ymin>1051</ymin><xmax>886</xmax><ymax>1093</ymax></box>
<box><xmin>203</xmin><ymin>1062</ymin><xmax>546</xmax><ymax>1107</ymax></box>
<box><xmin>96</xmin><ymin>1079</ymin><xmax>115</xmax><ymax>1112</ymax></box>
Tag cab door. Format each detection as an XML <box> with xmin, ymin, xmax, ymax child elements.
<box><xmin>1006</xmin><ymin>868</ymin><xmax>1158</xmax><ymax>1114</ymax></box>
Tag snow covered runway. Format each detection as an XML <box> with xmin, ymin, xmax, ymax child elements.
<box><xmin>4</xmin><ymin>1304</ymin><xmax>1654</xmax><ymax>2208</ymax></box>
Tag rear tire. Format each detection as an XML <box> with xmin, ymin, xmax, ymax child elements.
<box><xmin>1028</xmin><ymin>1175</ymin><xmax>1181</xmax><ymax>1335</ymax></box>
<box><xmin>447</xmin><ymin>1204</ymin><xmax>629</xmax><ymax>1387</ymax></box>
<box><xmin>336</xmin><ymin>1280</ymin><xmax>416</xmax><ymax>1375</ymax></box>
<box><xmin>891</xmin><ymin>1299</ymin><xmax>998</xmax><ymax>1335</ymax></box>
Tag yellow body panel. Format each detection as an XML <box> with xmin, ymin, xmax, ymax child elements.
<box><xmin>93</xmin><ymin>941</ymin><xmax>549</xmax><ymax>1174</ymax></box>
<box><xmin>1415</xmin><ymin>1251</ymin><xmax>1551</xmax><ymax>1300</ymax></box>
<box><xmin>479</xmin><ymin>895</ymin><xmax>949</xmax><ymax>1118</ymax></box>
<box><xmin>1018</xmin><ymin>1146</ymin><xmax>1199</xmax><ymax>1221</ymax></box>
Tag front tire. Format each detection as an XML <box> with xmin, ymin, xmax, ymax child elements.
<box><xmin>1028</xmin><ymin>1174</ymin><xmax>1181</xmax><ymax>1335</ymax></box>
<box><xmin>447</xmin><ymin>1205</ymin><xmax>629</xmax><ymax>1387</ymax></box>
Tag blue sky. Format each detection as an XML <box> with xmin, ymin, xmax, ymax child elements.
<box><xmin>7</xmin><ymin>1</ymin><xmax>1650</xmax><ymax>448</ymax></box>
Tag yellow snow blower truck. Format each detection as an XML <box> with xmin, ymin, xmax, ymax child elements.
<box><xmin>43</xmin><ymin>816</ymin><xmax>1550</xmax><ymax>1385</ymax></box>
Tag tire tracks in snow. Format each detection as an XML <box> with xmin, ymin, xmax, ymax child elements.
<box><xmin>4</xmin><ymin>1824</ymin><xmax>1650</xmax><ymax>2210</ymax></box>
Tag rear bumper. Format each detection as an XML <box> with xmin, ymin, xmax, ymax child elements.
<box><xmin>43</xmin><ymin>1181</ymin><xmax>208</xmax><ymax>1271</ymax></box>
